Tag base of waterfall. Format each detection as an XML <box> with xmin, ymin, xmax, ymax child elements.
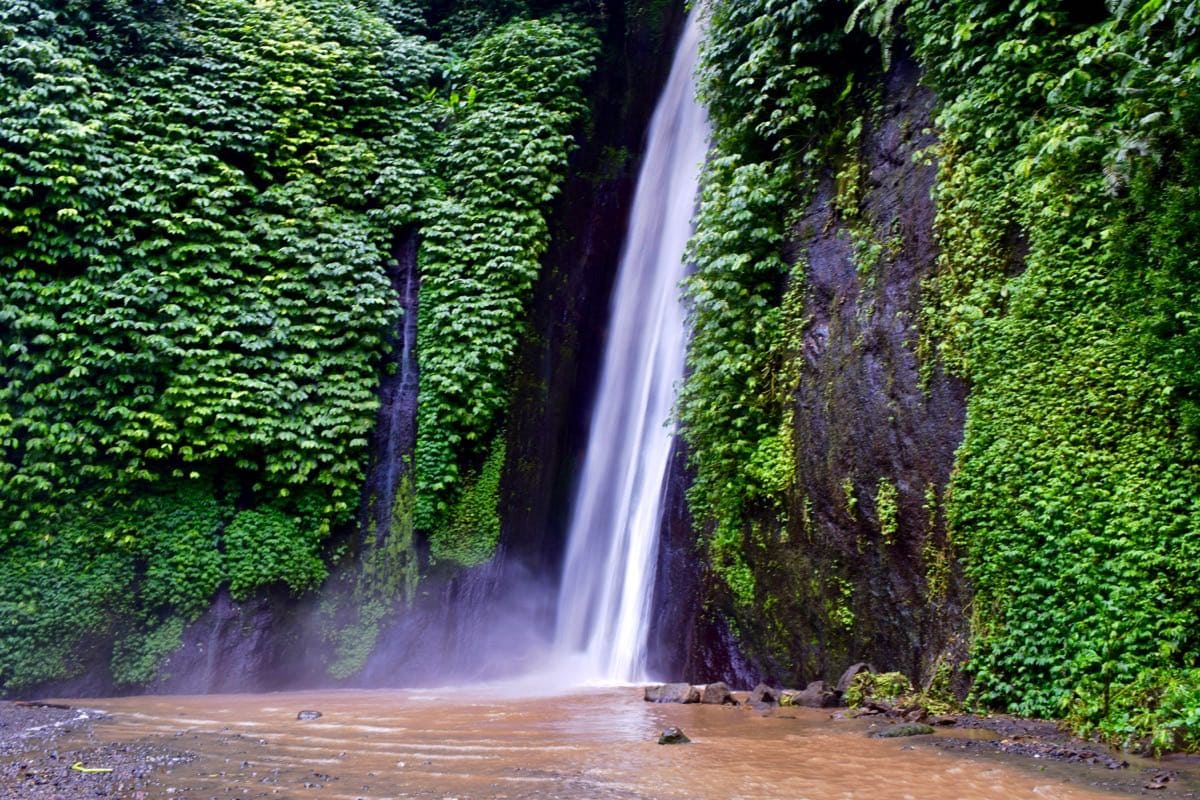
<box><xmin>644</xmin><ymin>679</ymin><xmax>845</xmax><ymax>709</ymax></box>
<box><xmin>1</xmin><ymin>687</ymin><xmax>1181</xmax><ymax>798</ymax></box>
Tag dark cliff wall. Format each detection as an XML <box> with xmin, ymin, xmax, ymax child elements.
<box><xmin>679</xmin><ymin>56</ymin><xmax>969</xmax><ymax>690</ymax></box>
<box><xmin>7</xmin><ymin>1</ymin><xmax>688</xmax><ymax>698</ymax></box>
<box><xmin>500</xmin><ymin>0</ymin><xmax>687</xmax><ymax>577</ymax></box>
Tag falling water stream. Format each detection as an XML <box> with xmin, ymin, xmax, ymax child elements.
<box><xmin>552</xmin><ymin>10</ymin><xmax>708</xmax><ymax>683</ymax></box>
<box><xmin>5</xmin><ymin>16</ymin><xmax>1191</xmax><ymax>800</ymax></box>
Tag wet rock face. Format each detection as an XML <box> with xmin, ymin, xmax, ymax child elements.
<box><xmin>873</xmin><ymin>722</ymin><xmax>935</xmax><ymax>738</ymax></box>
<box><xmin>782</xmin><ymin>681</ymin><xmax>840</xmax><ymax>709</ymax></box>
<box><xmin>710</xmin><ymin>56</ymin><xmax>970</xmax><ymax>689</ymax></box>
<box><xmin>657</xmin><ymin>726</ymin><xmax>691</xmax><ymax>745</ymax></box>
<box><xmin>149</xmin><ymin>589</ymin><xmax>303</xmax><ymax>694</ymax></box>
<box><xmin>644</xmin><ymin>683</ymin><xmax>700</xmax><ymax>704</ymax></box>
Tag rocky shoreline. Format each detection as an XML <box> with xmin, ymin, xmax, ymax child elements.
<box><xmin>0</xmin><ymin>701</ymin><xmax>194</xmax><ymax>800</ymax></box>
<box><xmin>643</xmin><ymin>673</ymin><xmax>1198</xmax><ymax>794</ymax></box>
<box><xmin>3</xmin><ymin>684</ymin><xmax>1197</xmax><ymax>799</ymax></box>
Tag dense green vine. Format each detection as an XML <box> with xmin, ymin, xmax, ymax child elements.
<box><xmin>685</xmin><ymin>0</ymin><xmax>1199</xmax><ymax>750</ymax></box>
<box><xmin>682</xmin><ymin>0</ymin><xmax>856</xmax><ymax>608</ymax></box>
<box><xmin>0</xmin><ymin>0</ymin><xmax>602</xmax><ymax>690</ymax></box>
<box><xmin>413</xmin><ymin>15</ymin><xmax>598</xmax><ymax>537</ymax></box>
<box><xmin>904</xmin><ymin>0</ymin><xmax>1200</xmax><ymax>751</ymax></box>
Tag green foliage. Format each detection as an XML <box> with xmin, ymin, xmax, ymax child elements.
<box><xmin>137</xmin><ymin>483</ymin><xmax>225</xmax><ymax>617</ymax></box>
<box><xmin>0</xmin><ymin>0</ymin><xmax>436</xmax><ymax>540</ymax></box>
<box><xmin>906</xmin><ymin>0</ymin><xmax>1200</xmax><ymax>749</ymax></box>
<box><xmin>682</xmin><ymin>0</ymin><xmax>853</xmax><ymax>605</ymax></box>
<box><xmin>111</xmin><ymin>617</ymin><xmax>185</xmax><ymax>687</ymax></box>
<box><xmin>1071</xmin><ymin>668</ymin><xmax>1200</xmax><ymax>755</ymax></box>
<box><xmin>429</xmin><ymin>436</ymin><xmax>506</xmax><ymax>566</ymax></box>
<box><xmin>874</xmin><ymin>478</ymin><xmax>898</xmax><ymax>545</ymax></box>
<box><xmin>0</xmin><ymin>479</ymin><xmax>222</xmax><ymax>689</ymax></box>
<box><xmin>224</xmin><ymin>503</ymin><xmax>327</xmax><ymax>600</ymax></box>
<box><xmin>0</xmin><ymin>536</ymin><xmax>136</xmax><ymax>691</ymax></box>
<box><xmin>846</xmin><ymin>670</ymin><xmax>912</xmax><ymax>708</ymax></box>
<box><xmin>0</xmin><ymin>0</ymin><xmax>603</xmax><ymax>685</ymax></box>
<box><xmin>0</xmin><ymin>0</ymin><xmax>600</xmax><ymax>690</ymax></box>
<box><xmin>847</xmin><ymin>668</ymin><xmax>958</xmax><ymax>715</ymax></box>
<box><xmin>684</xmin><ymin>0</ymin><xmax>1198</xmax><ymax>750</ymax></box>
<box><xmin>414</xmin><ymin>16</ymin><xmax>598</xmax><ymax>529</ymax></box>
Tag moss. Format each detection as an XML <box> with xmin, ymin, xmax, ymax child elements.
<box><xmin>841</xmin><ymin>476</ymin><xmax>858</xmax><ymax>521</ymax></box>
<box><xmin>111</xmin><ymin>617</ymin><xmax>185</xmax><ymax>687</ymax></box>
<box><xmin>429</xmin><ymin>436</ymin><xmax>506</xmax><ymax>567</ymax></box>
<box><xmin>323</xmin><ymin>471</ymin><xmax>421</xmax><ymax>680</ymax></box>
<box><xmin>874</xmin><ymin>478</ymin><xmax>899</xmax><ymax>545</ymax></box>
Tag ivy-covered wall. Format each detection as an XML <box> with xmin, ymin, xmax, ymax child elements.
<box><xmin>681</xmin><ymin>0</ymin><xmax>1199</xmax><ymax>753</ymax></box>
<box><xmin>4</xmin><ymin>0</ymin><xmax>1198</xmax><ymax>756</ymax></box>
<box><xmin>0</xmin><ymin>0</ymin><xmax>604</xmax><ymax>693</ymax></box>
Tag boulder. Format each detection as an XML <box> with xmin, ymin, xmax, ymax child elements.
<box><xmin>700</xmin><ymin>681</ymin><xmax>735</xmax><ymax>705</ymax></box>
<box><xmin>658</xmin><ymin>726</ymin><xmax>691</xmax><ymax>745</ymax></box>
<box><xmin>644</xmin><ymin>683</ymin><xmax>700</xmax><ymax>704</ymax></box>
<box><xmin>748</xmin><ymin>683</ymin><xmax>780</xmax><ymax>706</ymax></box>
<box><xmin>296</xmin><ymin>710</ymin><xmax>322</xmax><ymax>721</ymax></box>
<box><xmin>872</xmin><ymin>722</ymin><xmax>934</xmax><ymax>738</ymax></box>
<box><xmin>835</xmin><ymin>662</ymin><xmax>874</xmax><ymax>695</ymax></box>
<box><xmin>781</xmin><ymin>680</ymin><xmax>839</xmax><ymax>708</ymax></box>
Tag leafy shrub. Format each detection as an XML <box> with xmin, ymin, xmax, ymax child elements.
<box><xmin>846</xmin><ymin>671</ymin><xmax>913</xmax><ymax>708</ymax></box>
<box><xmin>224</xmin><ymin>505</ymin><xmax>327</xmax><ymax>600</ymax></box>
<box><xmin>906</xmin><ymin>0</ymin><xmax>1200</xmax><ymax>748</ymax></box>
<box><xmin>414</xmin><ymin>16</ymin><xmax>598</xmax><ymax>531</ymax></box>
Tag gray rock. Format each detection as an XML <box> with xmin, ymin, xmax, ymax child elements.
<box><xmin>748</xmin><ymin>683</ymin><xmax>779</xmax><ymax>706</ymax></box>
<box><xmin>835</xmin><ymin>662</ymin><xmax>874</xmax><ymax>695</ymax></box>
<box><xmin>782</xmin><ymin>680</ymin><xmax>839</xmax><ymax>708</ymax></box>
<box><xmin>296</xmin><ymin>710</ymin><xmax>322</xmax><ymax>721</ymax></box>
<box><xmin>644</xmin><ymin>683</ymin><xmax>700</xmax><ymax>704</ymax></box>
<box><xmin>658</xmin><ymin>726</ymin><xmax>691</xmax><ymax>745</ymax></box>
<box><xmin>873</xmin><ymin>722</ymin><xmax>934</xmax><ymax>738</ymax></box>
<box><xmin>700</xmin><ymin>681</ymin><xmax>735</xmax><ymax>705</ymax></box>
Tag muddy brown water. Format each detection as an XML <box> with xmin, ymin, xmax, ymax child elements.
<box><xmin>41</xmin><ymin>687</ymin><xmax>1197</xmax><ymax>799</ymax></box>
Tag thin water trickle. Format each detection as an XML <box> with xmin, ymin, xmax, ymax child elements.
<box><xmin>552</xmin><ymin>10</ymin><xmax>709</xmax><ymax>683</ymax></box>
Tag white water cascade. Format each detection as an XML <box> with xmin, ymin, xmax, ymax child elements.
<box><xmin>552</xmin><ymin>12</ymin><xmax>708</xmax><ymax>683</ymax></box>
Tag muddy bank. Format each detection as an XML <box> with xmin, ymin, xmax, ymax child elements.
<box><xmin>0</xmin><ymin>701</ymin><xmax>193</xmax><ymax>800</ymax></box>
<box><xmin>3</xmin><ymin>689</ymin><xmax>1198</xmax><ymax>800</ymax></box>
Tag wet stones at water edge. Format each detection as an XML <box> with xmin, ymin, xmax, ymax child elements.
<box><xmin>748</xmin><ymin>683</ymin><xmax>779</xmax><ymax>706</ymax></box>
<box><xmin>296</xmin><ymin>710</ymin><xmax>322</xmax><ymax>721</ymax></box>
<box><xmin>701</xmin><ymin>682</ymin><xmax>735</xmax><ymax>705</ymax></box>
<box><xmin>780</xmin><ymin>680</ymin><xmax>839</xmax><ymax>708</ymax></box>
<box><xmin>643</xmin><ymin>673</ymin><xmax>860</xmax><ymax>708</ymax></box>
<box><xmin>644</xmin><ymin>683</ymin><xmax>700</xmax><ymax>704</ymax></box>
<box><xmin>658</xmin><ymin>726</ymin><xmax>691</xmax><ymax>745</ymax></box>
<box><xmin>872</xmin><ymin>723</ymin><xmax>935</xmax><ymax>738</ymax></box>
<box><xmin>642</xmin><ymin>681</ymin><xmax>735</xmax><ymax>704</ymax></box>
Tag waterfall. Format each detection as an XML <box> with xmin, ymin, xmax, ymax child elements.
<box><xmin>553</xmin><ymin>12</ymin><xmax>708</xmax><ymax>683</ymax></box>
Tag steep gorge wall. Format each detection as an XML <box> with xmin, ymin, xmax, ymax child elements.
<box><xmin>674</xmin><ymin>0</ymin><xmax>1200</xmax><ymax>752</ymax></box>
<box><xmin>670</xmin><ymin>52</ymin><xmax>968</xmax><ymax>690</ymax></box>
<box><xmin>718</xmin><ymin>55</ymin><xmax>967</xmax><ymax>687</ymax></box>
<box><xmin>0</xmin><ymin>0</ymin><xmax>687</xmax><ymax>697</ymax></box>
